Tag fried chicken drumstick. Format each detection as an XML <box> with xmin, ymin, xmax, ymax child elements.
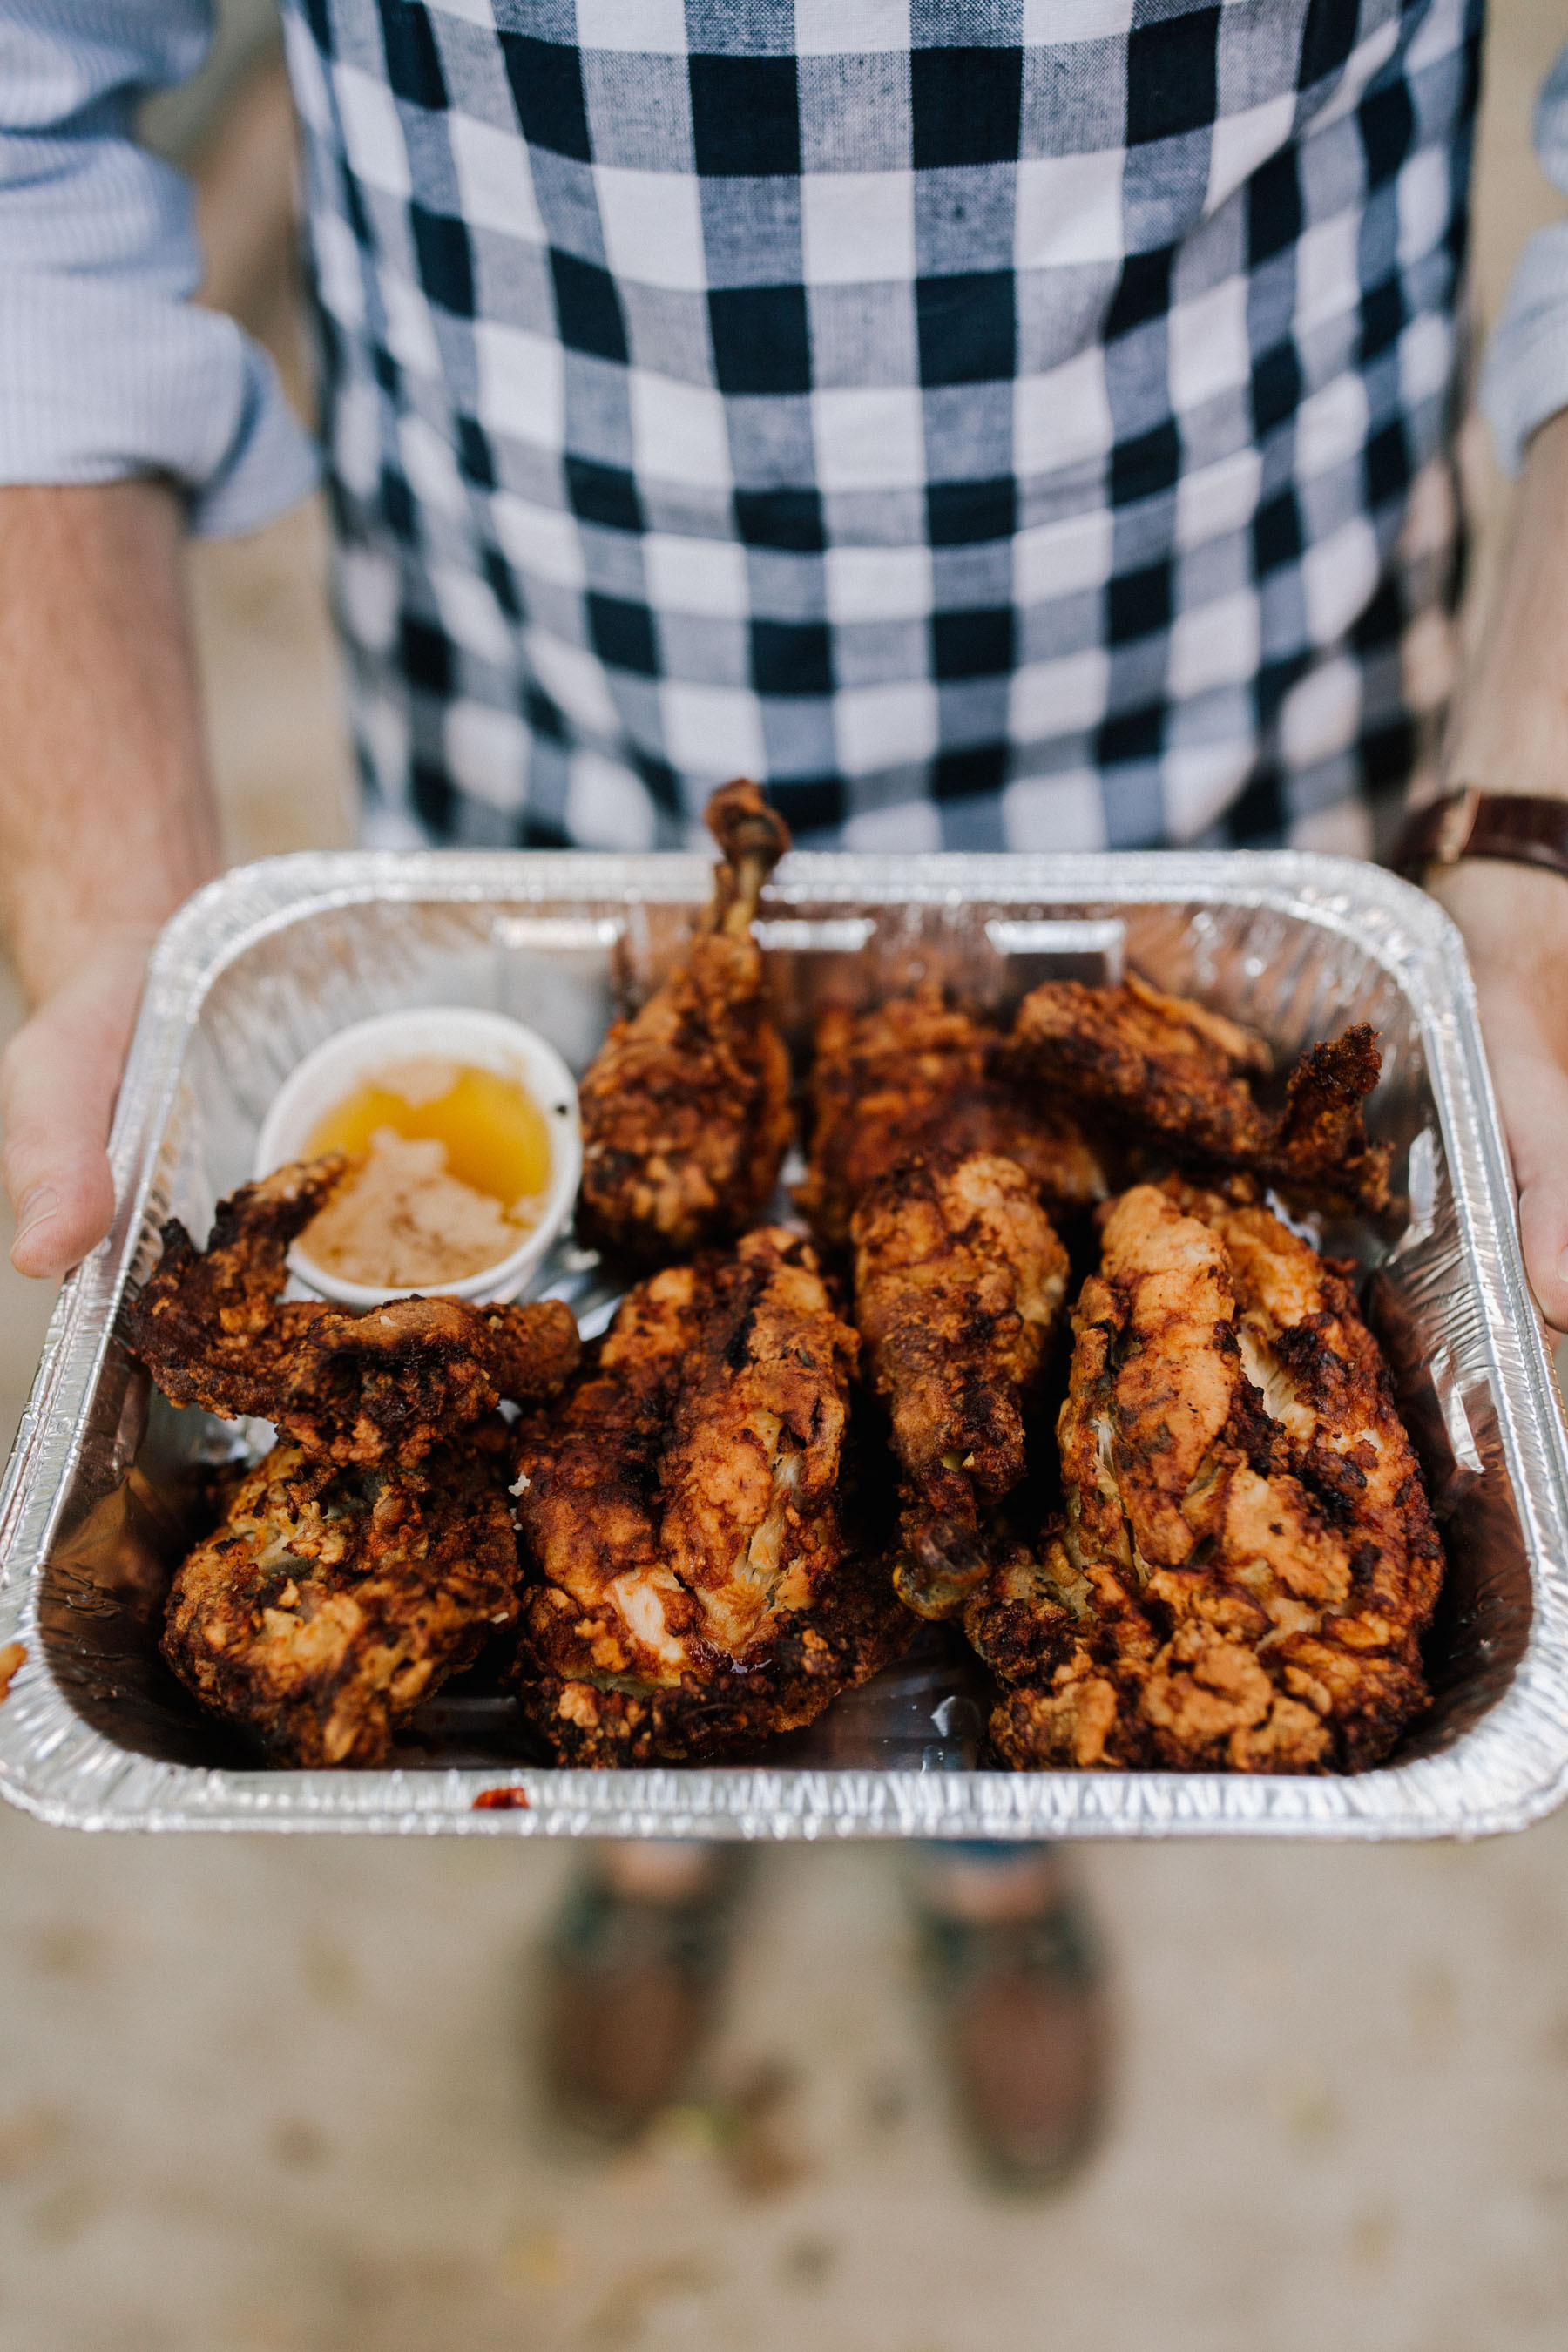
<box><xmin>511</xmin><ymin>1225</ymin><xmax>909</xmax><ymax>1764</ymax></box>
<box><xmin>851</xmin><ymin>1152</ymin><xmax>1069</xmax><ymax>1621</ymax></box>
<box><xmin>127</xmin><ymin>1157</ymin><xmax>581</xmax><ymax>1468</ymax></box>
<box><xmin>798</xmin><ymin>983</ymin><xmax>1105</xmax><ymax>1250</ymax></box>
<box><xmin>576</xmin><ymin>778</ymin><xmax>794</xmax><ymax>1267</ymax></box>
<box><xmin>164</xmin><ymin>1428</ymin><xmax>519</xmax><ymax>1766</ymax></box>
<box><xmin>1010</xmin><ymin>974</ymin><xmax>1391</xmax><ymax>1212</ymax></box>
<box><xmin>966</xmin><ymin>1181</ymin><xmax>1443</xmax><ymax>1773</ymax></box>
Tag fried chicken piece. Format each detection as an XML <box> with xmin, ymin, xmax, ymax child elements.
<box><xmin>1010</xmin><ymin>973</ymin><xmax>1391</xmax><ymax>1212</ymax></box>
<box><xmin>576</xmin><ymin>779</ymin><xmax>794</xmax><ymax>1267</ymax></box>
<box><xmin>966</xmin><ymin>1181</ymin><xmax>1443</xmax><ymax>1774</ymax></box>
<box><xmin>851</xmin><ymin>1153</ymin><xmax>1069</xmax><ymax>1621</ymax></box>
<box><xmin>278</xmin><ymin>1292</ymin><xmax>580</xmax><ymax>1467</ymax></box>
<box><xmin>126</xmin><ymin>1156</ymin><xmax>580</xmax><ymax>1468</ymax></box>
<box><xmin>797</xmin><ymin>983</ymin><xmax>1105</xmax><ymax>1250</ymax></box>
<box><xmin>163</xmin><ymin>1429</ymin><xmax>519</xmax><ymax>1767</ymax></box>
<box><xmin>511</xmin><ymin>1225</ymin><xmax>909</xmax><ymax>1764</ymax></box>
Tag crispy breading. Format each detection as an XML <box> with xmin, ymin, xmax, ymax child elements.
<box><xmin>966</xmin><ymin>1182</ymin><xmax>1443</xmax><ymax>1774</ymax></box>
<box><xmin>1010</xmin><ymin>973</ymin><xmax>1391</xmax><ymax>1212</ymax></box>
<box><xmin>163</xmin><ymin>1429</ymin><xmax>519</xmax><ymax>1767</ymax></box>
<box><xmin>576</xmin><ymin>780</ymin><xmax>794</xmax><ymax>1267</ymax></box>
<box><xmin>797</xmin><ymin>983</ymin><xmax>1105</xmax><ymax>1249</ymax></box>
<box><xmin>512</xmin><ymin>1225</ymin><xmax>909</xmax><ymax>1763</ymax></box>
<box><xmin>851</xmin><ymin>1153</ymin><xmax>1069</xmax><ymax>1619</ymax></box>
<box><xmin>126</xmin><ymin>1156</ymin><xmax>580</xmax><ymax>1467</ymax></box>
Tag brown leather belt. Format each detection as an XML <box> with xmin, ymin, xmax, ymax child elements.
<box><xmin>1390</xmin><ymin>788</ymin><xmax>1568</xmax><ymax>885</ymax></box>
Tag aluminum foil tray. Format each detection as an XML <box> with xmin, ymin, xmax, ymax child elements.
<box><xmin>3</xmin><ymin>848</ymin><xmax>1565</xmax><ymax>1842</ymax></box>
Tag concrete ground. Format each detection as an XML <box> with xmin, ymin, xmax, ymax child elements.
<box><xmin>4</xmin><ymin>7</ymin><xmax>1568</xmax><ymax>2347</ymax></box>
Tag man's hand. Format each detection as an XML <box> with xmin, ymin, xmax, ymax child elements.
<box><xmin>0</xmin><ymin>481</ymin><xmax>220</xmax><ymax>1280</ymax></box>
<box><xmin>1</xmin><ymin>937</ymin><xmax>157</xmax><ymax>1277</ymax></box>
<box><xmin>1430</xmin><ymin>861</ymin><xmax>1568</xmax><ymax>1331</ymax></box>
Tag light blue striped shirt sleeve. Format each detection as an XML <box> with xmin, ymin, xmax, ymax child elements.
<box><xmin>0</xmin><ymin>2</ymin><xmax>318</xmax><ymax>535</ymax></box>
<box><xmin>1483</xmin><ymin>43</ymin><xmax>1568</xmax><ymax>476</ymax></box>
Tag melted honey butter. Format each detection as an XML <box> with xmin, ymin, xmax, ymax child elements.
<box><xmin>300</xmin><ymin>1059</ymin><xmax>554</xmax><ymax>1287</ymax></box>
<box><xmin>306</xmin><ymin>1058</ymin><xmax>552</xmax><ymax>1210</ymax></box>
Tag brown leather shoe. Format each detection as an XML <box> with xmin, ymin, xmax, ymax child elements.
<box><xmin>540</xmin><ymin>1849</ymin><xmax>745</xmax><ymax>2146</ymax></box>
<box><xmin>916</xmin><ymin>1874</ymin><xmax>1110</xmax><ymax>2192</ymax></box>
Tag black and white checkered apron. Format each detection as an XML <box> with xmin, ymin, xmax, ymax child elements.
<box><xmin>280</xmin><ymin>0</ymin><xmax>1481</xmax><ymax>855</ymax></box>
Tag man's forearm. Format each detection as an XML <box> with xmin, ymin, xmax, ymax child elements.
<box><xmin>0</xmin><ymin>480</ymin><xmax>220</xmax><ymax>999</ymax></box>
<box><xmin>1433</xmin><ymin>409</ymin><xmax>1568</xmax><ymax>1328</ymax></box>
<box><xmin>0</xmin><ymin>480</ymin><xmax>220</xmax><ymax>1278</ymax></box>
<box><xmin>1443</xmin><ymin>409</ymin><xmax>1568</xmax><ymax>804</ymax></box>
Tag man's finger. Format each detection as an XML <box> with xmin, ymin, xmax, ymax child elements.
<box><xmin>1516</xmin><ymin>1173</ymin><xmax>1568</xmax><ymax>1336</ymax></box>
<box><xmin>0</xmin><ymin>949</ymin><xmax>145</xmax><ymax>1279</ymax></box>
<box><xmin>1477</xmin><ymin>1000</ymin><xmax>1568</xmax><ymax>1334</ymax></box>
<box><xmin>1</xmin><ymin>1013</ymin><xmax>118</xmax><ymax>1277</ymax></box>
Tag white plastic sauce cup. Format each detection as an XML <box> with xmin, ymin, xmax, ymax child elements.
<box><xmin>252</xmin><ymin>1007</ymin><xmax>582</xmax><ymax>1307</ymax></box>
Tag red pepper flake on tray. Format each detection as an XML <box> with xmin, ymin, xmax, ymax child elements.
<box><xmin>472</xmin><ymin>1784</ymin><xmax>531</xmax><ymax>1810</ymax></box>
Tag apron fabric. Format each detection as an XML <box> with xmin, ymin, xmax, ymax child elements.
<box><xmin>281</xmin><ymin>0</ymin><xmax>1481</xmax><ymax>854</ymax></box>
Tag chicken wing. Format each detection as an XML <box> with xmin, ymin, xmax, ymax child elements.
<box><xmin>575</xmin><ymin>778</ymin><xmax>794</xmax><ymax>1267</ymax></box>
<box><xmin>851</xmin><ymin>1153</ymin><xmax>1069</xmax><ymax>1620</ymax></box>
<box><xmin>798</xmin><ymin>983</ymin><xmax>1105</xmax><ymax>1250</ymax></box>
<box><xmin>127</xmin><ymin>1156</ymin><xmax>581</xmax><ymax>1467</ymax></box>
<box><xmin>511</xmin><ymin>1225</ymin><xmax>909</xmax><ymax>1764</ymax></box>
<box><xmin>163</xmin><ymin>1427</ymin><xmax>519</xmax><ymax>1767</ymax></box>
<box><xmin>966</xmin><ymin>1181</ymin><xmax>1443</xmax><ymax>1774</ymax></box>
<box><xmin>1010</xmin><ymin>973</ymin><xmax>1391</xmax><ymax>1212</ymax></box>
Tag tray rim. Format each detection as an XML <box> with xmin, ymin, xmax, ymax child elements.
<box><xmin>3</xmin><ymin>844</ymin><xmax>1564</xmax><ymax>1842</ymax></box>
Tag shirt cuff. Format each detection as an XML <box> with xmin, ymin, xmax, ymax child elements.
<box><xmin>0</xmin><ymin>270</ymin><xmax>319</xmax><ymax>536</ymax></box>
<box><xmin>1480</xmin><ymin>224</ymin><xmax>1568</xmax><ymax>477</ymax></box>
